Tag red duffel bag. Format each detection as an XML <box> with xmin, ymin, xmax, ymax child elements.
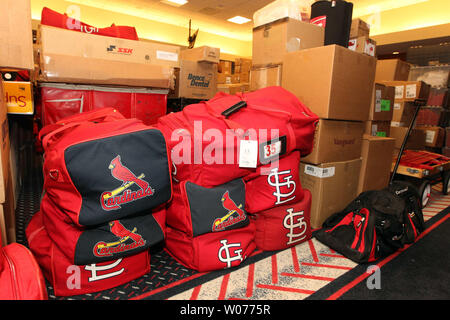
<box><xmin>166</xmin><ymin>178</ymin><xmax>249</xmax><ymax>237</ymax></box>
<box><xmin>0</xmin><ymin>241</ymin><xmax>48</xmax><ymax>300</ymax></box>
<box><xmin>26</xmin><ymin>211</ymin><xmax>151</xmax><ymax>297</ymax></box>
<box><xmin>165</xmin><ymin>222</ymin><xmax>256</xmax><ymax>272</ymax></box>
<box><xmin>41</xmin><ymin>7</ymin><xmax>139</xmax><ymax>40</ymax></box>
<box><xmin>40</xmin><ymin>193</ymin><xmax>166</xmax><ymax>266</ymax></box>
<box><xmin>157</xmin><ymin>86</ymin><xmax>319</xmax><ymax>188</ymax></box>
<box><xmin>251</xmin><ymin>189</ymin><xmax>312</xmax><ymax>251</ymax></box>
<box><xmin>244</xmin><ymin>151</ymin><xmax>304</xmax><ymax>214</ymax></box>
<box><xmin>39</xmin><ymin>108</ymin><xmax>172</xmax><ymax>227</ymax></box>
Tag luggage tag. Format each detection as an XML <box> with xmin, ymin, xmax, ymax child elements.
<box><xmin>239</xmin><ymin>139</ymin><xmax>258</xmax><ymax>168</ymax></box>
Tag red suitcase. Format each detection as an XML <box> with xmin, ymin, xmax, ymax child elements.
<box><xmin>39</xmin><ymin>83</ymin><xmax>168</xmax><ymax>127</ymax></box>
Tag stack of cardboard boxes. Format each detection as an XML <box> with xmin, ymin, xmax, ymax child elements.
<box><xmin>0</xmin><ymin>0</ymin><xmax>35</xmax><ymax>244</ymax></box>
<box><xmin>216</xmin><ymin>57</ymin><xmax>251</xmax><ymax>95</ymax></box>
<box><xmin>281</xmin><ymin>17</ymin><xmax>392</xmax><ymax>229</ymax></box>
<box><xmin>171</xmin><ymin>45</ymin><xmax>219</xmax><ymax>102</ymax></box>
<box><xmin>347</xmin><ymin>19</ymin><xmax>377</xmax><ymax>58</ymax></box>
<box><xmin>250</xmin><ymin>17</ymin><xmax>324</xmax><ymax>91</ymax></box>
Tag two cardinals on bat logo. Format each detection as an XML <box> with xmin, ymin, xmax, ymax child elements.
<box><xmin>212</xmin><ymin>191</ymin><xmax>247</xmax><ymax>232</ymax></box>
<box><xmin>100</xmin><ymin>155</ymin><xmax>154</xmax><ymax>211</ymax></box>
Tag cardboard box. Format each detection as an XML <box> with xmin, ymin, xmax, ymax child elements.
<box><xmin>391</xmin><ymin>101</ymin><xmax>416</xmax><ymax>125</ymax></box>
<box><xmin>3</xmin><ymin>81</ymin><xmax>34</xmax><ymax>115</ymax></box>
<box><xmin>219</xmin><ymin>60</ymin><xmax>233</xmax><ymax>74</ymax></box>
<box><xmin>350</xmin><ymin>18</ymin><xmax>370</xmax><ymax>38</ymax></box>
<box><xmin>250</xmin><ymin>64</ymin><xmax>282</xmax><ymax>91</ymax></box>
<box><xmin>38</xmin><ymin>25</ymin><xmax>176</xmax><ymax>88</ymax></box>
<box><xmin>170</xmin><ymin>60</ymin><xmax>217</xmax><ymax>100</ymax></box>
<box><xmin>365</xmin><ymin>120</ymin><xmax>391</xmax><ymax>137</ymax></box>
<box><xmin>348</xmin><ymin>37</ymin><xmax>376</xmax><ymax>57</ymax></box>
<box><xmin>375</xmin><ymin>59</ymin><xmax>411</xmax><ymax>82</ymax></box>
<box><xmin>235</xmin><ymin>58</ymin><xmax>252</xmax><ymax>72</ymax></box>
<box><xmin>369</xmin><ymin>83</ymin><xmax>394</xmax><ymax>121</ymax></box>
<box><xmin>415</xmin><ymin>126</ymin><xmax>445</xmax><ymax>148</ymax></box>
<box><xmin>180</xmin><ymin>46</ymin><xmax>220</xmax><ymax>63</ymax></box>
<box><xmin>282</xmin><ymin>45</ymin><xmax>376</xmax><ymax>121</ymax></box>
<box><xmin>380</xmin><ymin>81</ymin><xmax>430</xmax><ymax>102</ymax></box>
<box><xmin>0</xmin><ymin>0</ymin><xmax>34</xmax><ymax>70</ymax></box>
<box><xmin>358</xmin><ymin>135</ymin><xmax>395</xmax><ymax>194</ymax></box>
<box><xmin>302</xmin><ymin>119</ymin><xmax>364</xmax><ymax>165</ymax></box>
<box><xmin>389</xmin><ymin>126</ymin><xmax>426</xmax><ymax>150</ymax></box>
<box><xmin>252</xmin><ymin>17</ymin><xmax>324</xmax><ymax>66</ymax></box>
<box><xmin>300</xmin><ymin>158</ymin><xmax>362</xmax><ymax>229</ymax></box>
<box><xmin>217</xmin><ymin>83</ymin><xmax>249</xmax><ymax>95</ymax></box>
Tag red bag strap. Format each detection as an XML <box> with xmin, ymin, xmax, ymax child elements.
<box><xmin>41</xmin><ymin>121</ymin><xmax>86</xmax><ymax>151</ymax></box>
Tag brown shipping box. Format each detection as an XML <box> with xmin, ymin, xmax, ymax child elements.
<box><xmin>365</xmin><ymin>120</ymin><xmax>391</xmax><ymax>137</ymax></box>
<box><xmin>180</xmin><ymin>46</ymin><xmax>220</xmax><ymax>63</ymax></box>
<box><xmin>348</xmin><ymin>36</ymin><xmax>376</xmax><ymax>57</ymax></box>
<box><xmin>380</xmin><ymin>81</ymin><xmax>430</xmax><ymax>102</ymax></box>
<box><xmin>282</xmin><ymin>45</ymin><xmax>376</xmax><ymax>121</ymax></box>
<box><xmin>170</xmin><ymin>60</ymin><xmax>217</xmax><ymax>99</ymax></box>
<box><xmin>415</xmin><ymin>126</ymin><xmax>445</xmax><ymax>148</ymax></box>
<box><xmin>369</xmin><ymin>83</ymin><xmax>394</xmax><ymax>121</ymax></box>
<box><xmin>358</xmin><ymin>135</ymin><xmax>395</xmax><ymax>194</ymax></box>
<box><xmin>350</xmin><ymin>18</ymin><xmax>370</xmax><ymax>38</ymax></box>
<box><xmin>300</xmin><ymin>158</ymin><xmax>362</xmax><ymax>229</ymax></box>
<box><xmin>217</xmin><ymin>83</ymin><xmax>249</xmax><ymax>95</ymax></box>
<box><xmin>375</xmin><ymin>59</ymin><xmax>411</xmax><ymax>82</ymax></box>
<box><xmin>302</xmin><ymin>119</ymin><xmax>364</xmax><ymax>165</ymax></box>
<box><xmin>252</xmin><ymin>17</ymin><xmax>324</xmax><ymax>66</ymax></box>
<box><xmin>250</xmin><ymin>64</ymin><xmax>282</xmax><ymax>91</ymax></box>
<box><xmin>38</xmin><ymin>25</ymin><xmax>177</xmax><ymax>88</ymax></box>
<box><xmin>391</xmin><ymin>101</ymin><xmax>416</xmax><ymax>126</ymax></box>
<box><xmin>0</xmin><ymin>0</ymin><xmax>34</xmax><ymax>70</ymax></box>
<box><xmin>389</xmin><ymin>126</ymin><xmax>426</xmax><ymax>150</ymax></box>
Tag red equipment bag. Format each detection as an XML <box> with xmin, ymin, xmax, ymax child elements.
<box><xmin>40</xmin><ymin>192</ymin><xmax>166</xmax><ymax>265</ymax></box>
<box><xmin>0</xmin><ymin>241</ymin><xmax>48</xmax><ymax>300</ymax></box>
<box><xmin>251</xmin><ymin>190</ymin><xmax>312</xmax><ymax>251</ymax></box>
<box><xmin>166</xmin><ymin>178</ymin><xmax>249</xmax><ymax>237</ymax></box>
<box><xmin>38</xmin><ymin>83</ymin><xmax>168</xmax><ymax>127</ymax></box>
<box><xmin>244</xmin><ymin>151</ymin><xmax>304</xmax><ymax>214</ymax></box>
<box><xmin>165</xmin><ymin>222</ymin><xmax>256</xmax><ymax>272</ymax></box>
<box><xmin>157</xmin><ymin>86</ymin><xmax>318</xmax><ymax>188</ymax></box>
<box><xmin>39</xmin><ymin>107</ymin><xmax>172</xmax><ymax>227</ymax></box>
<box><xmin>26</xmin><ymin>211</ymin><xmax>150</xmax><ymax>297</ymax></box>
<box><xmin>41</xmin><ymin>7</ymin><xmax>139</xmax><ymax>40</ymax></box>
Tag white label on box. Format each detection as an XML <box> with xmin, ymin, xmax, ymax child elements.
<box><xmin>375</xmin><ymin>89</ymin><xmax>382</xmax><ymax>112</ymax></box>
<box><xmin>371</xmin><ymin>124</ymin><xmax>378</xmax><ymax>136</ymax></box>
<box><xmin>395</xmin><ymin>86</ymin><xmax>404</xmax><ymax>99</ymax></box>
<box><xmin>304</xmin><ymin>165</ymin><xmax>335</xmax><ymax>178</ymax></box>
<box><xmin>425</xmin><ymin>130</ymin><xmax>436</xmax><ymax>144</ymax></box>
<box><xmin>156</xmin><ymin>50</ymin><xmax>179</xmax><ymax>62</ymax></box>
<box><xmin>405</xmin><ymin>84</ymin><xmax>417</xmax><ymax>99</ymax></box>
<box><xmin>239</xmin><ymin>140</ymin><xmax>258</xmax><ymax>168</ymax></box>
<box><xmin>225</xmin><ymin>76</ymin><xmax>231</xmax><ymax>84</ymax></box>
<box><xmin>348</xmin><ymin>39</ymin><xmax>357</xmax><ymax>51</ymax></box>
<box><xmin>364</xmin><ymin>41</ymin><xmax>376</xmax><ymax>56</ymax></box>
<box><xmin>394</xmin><ymin>102</ymin><xmax>401</xmax><ymax>110</ymax></box>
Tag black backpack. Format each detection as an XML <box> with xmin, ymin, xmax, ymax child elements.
<box><xmin>314</xmin><ymin>181</ymin><xmax>425</xmax><ymax>263</ymax></box>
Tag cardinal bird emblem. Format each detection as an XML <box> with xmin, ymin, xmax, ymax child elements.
<box><xmin>100</xmin><ymin>155</ymin><xmax>154</xmax><ymax>211</ymax></box>
<box><xmin>212</xmin><ymin>191</ymin><xmax>247</xmax><ymax>232</ymax></box>
<box><xmin>93</xmin><ymin>220</ymin><xmax>146</xmax><ymax>258</ymax></box>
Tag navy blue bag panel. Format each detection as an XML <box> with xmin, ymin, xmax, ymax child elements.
<box><xmin>185</xmin><ymin>179</ymin><xmax>249</xmax><ymax>237</ymax></box>
<box><xmin>74</xmin><ymin>212</ymin><xmax>164</xmax><ymax>265</ymax></box>
<box><xmin>65</xmin><ymin>129</ymin><xmax>171</xmax><ymax>226</ymax></box>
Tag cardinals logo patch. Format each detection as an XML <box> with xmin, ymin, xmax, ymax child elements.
<box><xmin>212</xmin><ymin>191</ymin><xmax>247</xmax><ymax>232</ymax></box>
<box><xmin>100</xmin><ymin>155</ymin><xmax>154</xmax><ymax>211</ymax></box>
<box><xmin>93</xmin><ymin>220</ymin><xmax>146</xmax><ymax>258</ymax></box>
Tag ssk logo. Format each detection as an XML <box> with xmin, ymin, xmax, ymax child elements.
<box><xmin>100</xmin><ymin>155</ymin><xmax>154</xmax><ymax>211</ymax></box>
<box><xmin>267</xmin><ymin>168</ymin><xmax>296</xmax><ymax>205</ymax></box>
<box><xmin>93</xmin><ymin>220</ymin><xmax>146</xmax><ymax>258</ymax></box>
<box><xmin>283</xmin><ymin>208</ymin><xmax>308</xmax><ymax>245</ymax></box>
<box><xmin>218</xmin><ymin>239</ymin><xmax>243</xmax><ymax>268</ymax></box>
<box><xmin>212</xmin><ymin>191</ymin><xmax>247</xmax><ymax>232</ymax></box>
<box><xmin>106</xmin><ymin>45</ymin><xmax>133</xmax><ymax>54</ymax></box>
